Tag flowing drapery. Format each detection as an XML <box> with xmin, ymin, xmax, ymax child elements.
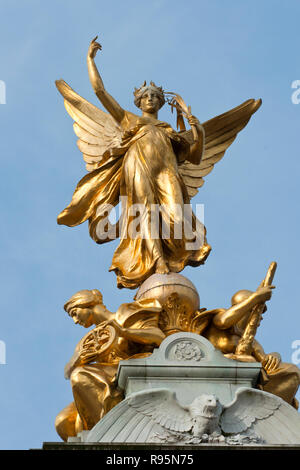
<box><xmin>58</xmin><ymin>111</ymin><xmax>211</xmax><ymax>289</ymax></box>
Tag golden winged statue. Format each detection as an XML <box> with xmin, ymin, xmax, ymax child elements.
<box><xmin>56</xmin><ymin>36</ymin><xmax>261</xmax><ymax>289</ymax></box>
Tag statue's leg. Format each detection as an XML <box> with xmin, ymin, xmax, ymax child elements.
<box><xmin>111</xmin><ymin>144</ymin><xmax>170</xmax><ymax>286</ymax></box>
<box><xmin>260</xmin><ymin>362</ymin><xmax>300</xmax><ymax>408</ymax></box>
<box><xmin>55</xmin><ymin>401</ymin><xmax>78</xmax><ymax>442</ymax></box>
<box><xmin>156</xmin><ymin>170</ymin><xmax>210</xmax><ymax>272</ymax></box>
<box><xmin>70</xmin><ymin>364</ymin><xmax>121</xmax><ymax>429</ymax></box>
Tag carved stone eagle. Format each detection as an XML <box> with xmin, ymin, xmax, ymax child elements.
<box><xmin>86</xmin><ymin>387</ymin><xmax>300</xmax><ymax>445</ymax></box>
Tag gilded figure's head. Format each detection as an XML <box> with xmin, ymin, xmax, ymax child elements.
<box><xmin>231</xmin><ymin>289</ymin><xmax>266</xmax><ymax>328</ymax></box>
<box><xmin>231</xmin><ymin>289</ymin><xmax>253</xmax><ymax>306</ymax></box>
<box><xmin>134</xmin><ymin>81</ymin><xmax>165</xmax><ymax>112</ymax></box>
<box><xmin>64</xmin><ymin>289</ymin><xmax>105</xmax><ymax>328</ymax></box>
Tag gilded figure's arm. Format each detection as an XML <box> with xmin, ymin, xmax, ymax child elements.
<box><xmin>64</xmin><ymin>342</ymin><xmax>82</xmax><ymax>379</ymax></box>
<box><xmin>252</xmin><ymin>340</ymin><xmax>281</xmax><ymax>372</ymax></box>
<box><xmin>213</xmin><ymin>287</ymin><xmax>273</xmax><ymax>330</ymax></box>
<box><xmin>87</xmin><ymin>37</ymin><xmax>125</xmax><ymax>123</ymax></box>
<box><xmin>64</xmin><ymin>334</ymin><xmax>98</xmax><ymax>379</ymax></box>
<box><xmin>186</xmin><ymin>115</ymin><xmax>205</xmax><ymax>165</ymax></box>
<box><xmin>252</xmin><ymin>340</ymin><xmax>266</xmax><ymax>362</ymax></box>
<box><xmin>109</xmin><ymin>320</ymin><xmax>165</xmax><ymax>347</ymax></box>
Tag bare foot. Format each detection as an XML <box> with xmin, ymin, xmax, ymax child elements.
<box><xmin>155</xmin><ymin>257</ymin><xmax>169</xmax><ymax>274</ymax></box>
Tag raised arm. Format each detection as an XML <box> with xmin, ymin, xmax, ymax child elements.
<box><xmin>213</xmin><ymin>286</ymin><xmax>273</xmax><ymax>330</ymax></box>
<box><xmin>87</xmin><ymin>36</ymin><xmax>125</xmax><ymax>123</ymax></box>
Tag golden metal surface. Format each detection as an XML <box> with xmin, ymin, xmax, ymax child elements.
<box><xmin>55</xmin><ymin>274</ymin><xmax>300</xmax><ymax>441</ymax></box>
<box><xmin>55</xmin><ymin>289</ymin><xmax>165</xmax><ymax>441</ymax></box>
<box><xmin>56</xmin><ymin>37</ymin><xmax>261</xmax><ymax>289</ymax></box>
<box><xmin>235</xmin><ymin>262</ymin><xmax>277</xmax><ymax>355</ymax></box>
<box><xmin>158</xmin><ymin>293</ymin><xmax>211</xmax><ymax>337</ymax></box>
<box><xmin>54</xmin><ymin>38</ymin><xmax>300</xmax><ymax>443</ymax></box>
<box><xmin>196</xmin><ymin>265</ymin><xmax>300</xmax><ymax>409</ymax></box>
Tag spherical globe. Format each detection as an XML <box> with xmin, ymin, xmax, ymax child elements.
<box><xmin>135</xmin><ymin>273</ymin><xmax>199</xmax><ymax>314</ymax></box>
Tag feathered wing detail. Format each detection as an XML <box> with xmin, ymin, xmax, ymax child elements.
<box><xmin>178</xmin><ymin>99</ymin><xmax>262</xmax><ymax>198</ymax></box>
<box><xmin>85</xmin><ymin>395</ymin><xmax>158</xmax><ymax>443</ymax></box>
<box><xmin>56</xmin><ymin>79</ymin><xmax>122</xmax><ymax>171</ymax></box>
<box><xmin>86</xmin><ymin>388</ymin><xmax>193</xmax><ymax>444</ymax></box>
<box><xmin>220</xmin><ymin>388</ymin><xmax>300</xmax><ymax>443</ymax></box>
<box><xmin>127</xmin><ymin>389</ymin><xmax>193</xmax><ymax>433</ymax></box>
<box><xmin>56</xmin><ymin>79</ymin><xmax>125</xmax><ymax>233</ymax></box>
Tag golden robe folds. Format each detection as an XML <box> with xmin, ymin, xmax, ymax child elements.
<box><xmin>58</xmin><ymin>111</ymin><xmax>211</xmax><ymax>289</ymax></box>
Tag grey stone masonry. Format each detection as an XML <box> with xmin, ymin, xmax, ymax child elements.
<box><xmin>117</xmin><ymin>332</ymin><xmax>262</xmax><ymax>406</ymax></box>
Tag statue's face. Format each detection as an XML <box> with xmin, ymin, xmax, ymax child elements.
<box><xmin>139</xmin><ymin>89</ymin><xmax>161</xmax><ymax>113</ymax></box>
<box><xmin>68</xmin><ymin>307</ymin><xmax>94</xmax><ymax>328</ymax></box>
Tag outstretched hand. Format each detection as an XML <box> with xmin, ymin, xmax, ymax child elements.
<box><xmin>255</xmin><ymin>285</ymin><xmax>275</xmax><ymax>303</ymax></box>
<box><xmin>88</xmin><ymin>35</ymin><xmax>102</xmax><ymax>59</ymax></box>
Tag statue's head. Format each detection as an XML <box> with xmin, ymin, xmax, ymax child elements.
<box><xmin>231</xmin><ymin>289</ymin><xmax>267</xmax><ymax>328</ymax></box>
<box><xmin>134</xmin><ymin>80</ymin><xmax>165</xmax><ymax>113</ymax></box>
<box><xmin>189</xmin><ymin>394</ymin><xmax>223</xmax><ymax>419</ymax></box>
<box><xmin>231</xmin><ymin>289</ymin><xmax>253</xmax><ymax>306</ymax></box>
<box><xmin>64</xmin><ymin>289</ymin><xmax>104</xmax><ymax>328</ymax></box>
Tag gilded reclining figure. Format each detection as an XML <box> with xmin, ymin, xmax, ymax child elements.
<box><xmin>55</xmin><ymin>289</ymin><xmax>165</xmax><ymax>441</ymax></box>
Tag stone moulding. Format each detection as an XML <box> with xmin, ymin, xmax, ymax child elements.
<box><xmin>64</xmin><ymin>333</ymin><xmax>300</xmax><ymax>446</ymax></box>
<box><xmin>117</xmin><ymin>332</ymin><xmax>262</xmax><ymax>406</ymax></box>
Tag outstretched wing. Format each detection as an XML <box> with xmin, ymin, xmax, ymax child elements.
<box><xmin>86</xmin><ymin>388</ymin><xmax>191</xmax><ymax>443</ymax></box>
<box><xmin>221</xmin><ymin>387</ymin><xmax>300</xmax><ymax>444</ymax></box>
<box><xmin>127</xmin><ymin>389</ymin><xmax>192</xmax><ymax>433</ymax></box>
<box><xmin>179</xmin><ymin>99</ymin><xmax>262</xmax><ymax>198</ymax></box>
<box><xmin>56</xmin><ymin>79</ymin><xmax>122</xmax><ymax>171</ymax></box>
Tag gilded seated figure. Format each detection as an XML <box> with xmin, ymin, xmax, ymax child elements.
<box><xmin>55</xmin><ymin>289</ymin><xmax>165</xmax><ymax>441</ymax></box>
<box><xmin>197</xmin><ymin>285</ymin><xmax>300</xmax><ymax>409</ymax></box>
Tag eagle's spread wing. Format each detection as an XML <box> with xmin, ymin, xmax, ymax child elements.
<box><xmin>128</xmin><ymin>389</ymin><xmax>192</xmax><ymax>433</ymax></box>
<box><xmin>221</xmin><ymin>387</ymin><xmax>300</xmax><ymax>444</ymax></box>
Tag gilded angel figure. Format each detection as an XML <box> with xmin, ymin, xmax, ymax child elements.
<box><xmin>56</xmin><ymin>37</ymin><xmax>261</xmax><ymax>289</ymax></box>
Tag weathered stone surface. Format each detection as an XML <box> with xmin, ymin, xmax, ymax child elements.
<box><xmin>85</xmin><ymin>386</ymin><xmax>300</xmax><ymax>445</ymax></box>
<box><xmin>117</xmin><ymin>332</ymin><xmax>261</xmax><ymax>406</ymax></box>
<box><xmin>54</xmin><ymin>334</ymin><xmax>300</xmax><ymax>447</ymax></box>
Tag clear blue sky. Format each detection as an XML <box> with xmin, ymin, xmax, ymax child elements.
<box><xmin>0</xmin><ymin>0</ymin><xmax>299</xmax><ymax>450</ymax></box>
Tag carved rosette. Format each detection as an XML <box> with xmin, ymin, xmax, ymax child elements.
<box><xmin>173</xmin><ymin>341</ymin><xmax>202</xmax><ymax>362</ymax></box>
